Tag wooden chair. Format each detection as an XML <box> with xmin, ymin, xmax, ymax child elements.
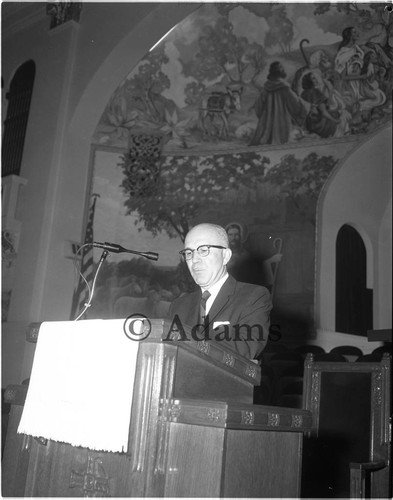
<box><xmin>329</xmin><ymin>345</ymin><xmax>363</xmax><ymax>362</ymax></box>
<box><xmin>356</xmin><ymin>352</ymin><xmax>388</xmax><ymax>363</ymax></box>
<box><xmin>372</xmin><ymin>345</ymin><xmax>392</xmax><ymax>356</ymax></box>
<box><xmin>302</xmin><ymin>353</ymin><xmax>391</xmax><ymax>498</ymax></box>
<box><xmin>312</xmin><ymin>351</ymin><xmax>348</xmax><ymax>362</ymax></box>
<box><xmin>294</xmin><ymin>344</ymin><xmax>326</xmax><ymax>359</ymax></box>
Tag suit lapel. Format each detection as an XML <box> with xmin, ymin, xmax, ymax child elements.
<box><xmin>185</xmin><ymin>289</ymin><xmax>201</xmax><ymax>326</ymax></box>
<box><xmin>206</xmin><ymin>275</ymin><xmax>237</xmax><ymax>325</ymax></box>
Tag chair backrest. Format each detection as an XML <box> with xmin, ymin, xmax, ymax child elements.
<box><xmin>329</xmin><ymin>345</ymin><xmax>363</xmax><ymax>362</ymax></box>
<box><xmin>312</xmin><ymin>351</ymin><xmax>348</xmax><ymax>362</ymax></box>
<box><xmin>294</xmin><ymin>344</ymin><xmax>326</xmax><ymax>358</ymax></box>
<box><xmin>372</xmin><ymin>345</ymin><xmax>392</xmax><ymax>356</ymax></box>
<box><xmin>302</xmin><ymin>353</ymin><xmax>391</xmax><ymax>498</ymax></box>
<box><xmin>356</xmin><ymin>352</ymin><xmax>385</xmax><ymax>363</ymax></box>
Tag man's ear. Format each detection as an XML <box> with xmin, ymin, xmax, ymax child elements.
<box><xmin>223</xmin><ymin>248</ymin><xmax>232</xmax><ymax>265</ymax></box>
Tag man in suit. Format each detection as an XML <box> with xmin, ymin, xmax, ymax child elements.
<box><xmin>166</xmin><ymin>223</ymin><xmax>272</xmax><ymax>359</ymax></box>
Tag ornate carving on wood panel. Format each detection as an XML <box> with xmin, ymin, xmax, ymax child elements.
<box><xmin>3</xmin><ymin>384</ymin><xmax>28</xmax><ymax>406</ymax></box>
<box><xmin>207</xmin><ymin>408</ymin><xmax>224</xmax><ymax>422</ymax></box>
<box><xmin>26</xmin><ymin>322</ymin><xmax>41</xmax><ymax>343</ymax></box>
<box><xmin>69</xmin><ymin>455</ymin><xmax>110</xmax><ymax>497</ymax></box>
<box><xmin>291</xmin><ymin>414</ymin><xmax>303</xmax><ymax>428</ymax></box>
<box><xmin>2</xmin><ymin>229</ymin><xmax>17</xmax><ymax>262</ymax></box>
<box><xmin>311</xmin><ymin>371</ymin><xmax>321</xmax><ymax>409</ymax></box>
<box><xmin>168</xmin><ymin>329</ymin><xmax>181</xmax><ymax>340</ymax></box>
<box><xmin>197</xmin><ymin>340</ymin><xmax>210</xmax><ymax>355</ymax></box>
<box><xmin>268</xmin><ymin>412</ymin><xmax>280</xmax><ymax>427</ymax></box>
<box><xmin>4</xmin><ymin>386</ymin><xmax>16</xmax><ymax>403</ymax></box>
<box><xmin>223</xmin><ymin>352</ymin><xmax>235</xmax><ymax>367</ymax></box>
<box><xmin>241</xmin><ymin>410</ymin><xmax>255</xmax><ymax>425</ymax></box>
<box><xmin>168</xmin><ymin>403</ymin><xmax>182</xmax><ymax>422</ymax></box>
<box><xmin>34</xmin><ymin>436</ymin><xmax>48</xmax><ymax>446</ymax></box>
<box><xmin>245</xmin><ymin>364</ymin><xmax>257</xmax><ymax>379</ymax></box>
<box><xmin>373</xmin><ymin>371</ymin><xmax>382</xmax><ymax>406</ymax></box>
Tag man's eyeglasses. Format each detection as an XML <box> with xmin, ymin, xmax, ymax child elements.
<box><xmin>179</xmin><ymin>245</ymin><xmax>227</xmax><ymax>261</ymax></box>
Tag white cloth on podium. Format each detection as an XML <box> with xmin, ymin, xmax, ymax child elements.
<box><xmin>18</xmin><ymin>319</ymin><xmax>139</xmax><ymax>453</ymax></box>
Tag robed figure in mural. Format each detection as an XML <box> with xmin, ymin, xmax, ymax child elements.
<box><xmin>301</xmin><ymin>72</ymin><xmax>340</xmax><ymax>138</ymax></box>
<box><xmin>249</xmin><ymin>61</ymin><xmax>311</xmax><ymax>146</ymax></box>
<box><xmin>334</xmin><ymin>27</ymin><xmax>386</xmax><ymax>120</ymax></box>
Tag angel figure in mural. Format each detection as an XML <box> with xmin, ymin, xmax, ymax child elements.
<box><xmin>363</xmin><ymin>42</ymin><xmax>393</xmax><ymax>102</ymax></box>
<box><xmin>249</xmin><ymin>61</ymin><xmax>311</xmax><ymax>146</ymax></box>
<box><xmin>334</xmin><ymin>27</ymin><xmax>386</xmax><ymax>125</ymax></box>
<box><xmin>291</xmin><ymin>42</ymin><xmax>351</xmax><ymax>137</ymax></box>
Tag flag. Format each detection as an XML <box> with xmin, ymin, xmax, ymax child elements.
<box><xmin>70</xmin><ymin>195</ymin><xmax>98</xmax><ymax>319</ymax></box>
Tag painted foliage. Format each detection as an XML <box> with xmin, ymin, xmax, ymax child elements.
<box><xmin>81</xmin><ymin>3</ymin><xmax>392</xmax><ymax>340</ymax></box>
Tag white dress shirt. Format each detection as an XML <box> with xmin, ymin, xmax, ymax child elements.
<box><xmin>202</xmin><ymin>273</ymin><xmax>229</xmax><ymax>315</ymax></box>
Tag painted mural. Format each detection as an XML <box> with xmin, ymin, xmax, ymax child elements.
<box><xmin>78</xmin><ymin>3</ymin><xmax>392</xmax><ymax>341</ymax></box>
<box><xmin>94</xmin><ymin>2</ymin><xmax>392</xmax><ymax>149</ymax></box>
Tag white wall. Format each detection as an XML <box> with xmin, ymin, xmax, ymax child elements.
<box><xmin>378</xmin><ymin>198</ymin><xmax>392</xmax><ymax>327</ymax></box>
<box><xmin>315</xmin><ymin>125</ymin><xmax>392</xmax><ymax>350</ymax></box>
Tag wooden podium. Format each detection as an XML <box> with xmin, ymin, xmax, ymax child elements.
<box><xmin>2</xmin><ymin>319</ymin><xmax>312</xmax><ymax>497</ymax></box>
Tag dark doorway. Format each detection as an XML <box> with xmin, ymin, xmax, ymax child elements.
<box><xmin>336</xmin><ymin>224</ymin><xmax>373</xmax><ymax>335</ymax></box>
<box><xmin>2</xmin><ymin>60</ymin><xmax>36</xmax><ymax>177</ymax></box>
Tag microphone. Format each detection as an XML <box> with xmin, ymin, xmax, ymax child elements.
<box><xmin>92</xmin><ymin>241</ymin><xmax>159</xmax><ymax>261</ymax></box>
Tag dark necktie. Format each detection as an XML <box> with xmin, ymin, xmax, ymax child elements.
<box><xmin>199</xmin><ymin>290</ymin><xmax>211</xmax><ymax>323</ymax></box>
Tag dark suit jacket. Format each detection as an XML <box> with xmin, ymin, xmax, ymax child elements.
<box><xmin>167</xmin><ymin>275</ymin><xmax>272</xmax><ymax>359</ymax></box>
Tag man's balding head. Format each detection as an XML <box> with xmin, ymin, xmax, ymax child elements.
<box><xmin>185</xmin><ymin>223</ymin><xmax>229</xmax><ymax>248</ymax></box>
